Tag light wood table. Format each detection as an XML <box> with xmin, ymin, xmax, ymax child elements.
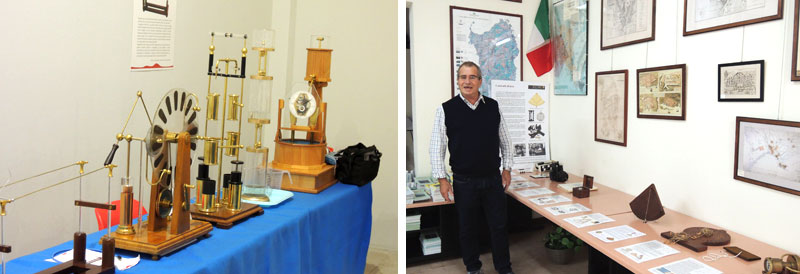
<box><xmin>506</xmin><ymin>172</ymin><xmax>788</xmax><ymax>273</ymax></box>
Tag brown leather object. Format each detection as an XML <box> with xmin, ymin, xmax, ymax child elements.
<box><xmin>573</xmin><ymin>187</ymin><xmax>590</xmax><ymax>198</ymax></box>
<box><xmin>660</xmin><ymin>227</ymin><xmax>731</xmax><ymax>252</ymax></box>
<box><xmin>630</xmin><ymin>184</ymin><xmax>665</xmax><ymax>221</ymax></box>
<box><xmin>0</xmin><ymin>245</ymin><xmax>10</xmax><ymax>253</ymax></box>
<box><xmin>723</xmin><ymin>246</ymin><xmax>761</xmax><ymax>261</ymax></box>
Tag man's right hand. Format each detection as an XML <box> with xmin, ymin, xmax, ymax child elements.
<box><xmin>438</xmin><ymin>178</ymin><xmax>453</xmax><ymax>202</ymax></box>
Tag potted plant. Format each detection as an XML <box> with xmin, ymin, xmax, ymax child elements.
<box><xmin>543</xmin><ymin>225</ymin><xmax>583</xmax><ymax>264</ymax></box>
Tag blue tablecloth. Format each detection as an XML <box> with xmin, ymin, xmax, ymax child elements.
<box><xmin>7</xmin><ymin>182</ymin><xmax>373</xmax><ymax>274</ymax></box>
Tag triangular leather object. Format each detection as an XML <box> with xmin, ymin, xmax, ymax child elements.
<box><xmin>629</xmin><ymin>183</ymin><xmax>665</xmax><ymax>221</ymax></box>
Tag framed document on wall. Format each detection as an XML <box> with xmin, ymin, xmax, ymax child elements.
<box><xmin>450</xmin><ymin>6</ymin><xmax>523</xmax><ymax>97</ymax></box>
<box><xmin>718</xmin><ymin>60</ymin><xmax>764</xmax><ymax>102</ymax></box>
<box><xmin>595</xmin><ymin>70</ymin><xmax>628</xmax><ymax>146</ymax></box>
<box><xmin>792</xmin><ymin>0</ymin><xmax>800</xmax><ymax>80</ymax></box>
<box><xmin>735</xmin><ymin>117</ymin><xmax>800</xmax><ymax>196</ymax></box>
<box><xmin>601</xmin><ymin>0</ymin><xmax>655</xmax><ymax>50</ymax></box>
<box><xmin>553</xmin><ymin>0</ymin><xmax>588</xmax><ymax>95</ymax></box>
<box><xmin>683</xmin><ymin>0</ymin><xmax>783</xmax><ymax>36</ymax></box>
<box><xmin>636</xmin><ymin>64</ymin><xmax>686</xmax><ymax>120</ymax></box>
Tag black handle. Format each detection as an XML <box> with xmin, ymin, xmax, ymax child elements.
<box><xmin>104</xmin><ymin>144</ymin><xmax>119</xmax><ymax>166</ymax></box>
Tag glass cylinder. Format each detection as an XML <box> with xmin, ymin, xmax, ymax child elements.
<box><xmin>246</xmin><ymin>80</ymin><xmax>273</xmax><ymax>124</ymax></box>
<box><xmin>251</xmin><ymin>29</ymin><xmax>275</xmax><ymax>49</ymax></box>
<box><xmin>242</xmin><ymin>149</ymin><xmax>269</xmax><ymax>201</ymax></box>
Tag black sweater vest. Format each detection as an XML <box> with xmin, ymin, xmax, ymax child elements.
<box><xmin>443</xmin><ymin>96</ymin><xmax>501</xmax><ymax>177</ymax></box>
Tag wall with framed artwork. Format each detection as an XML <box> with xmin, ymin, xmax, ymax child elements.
<box><xmin>549</xmin><ymin>0</ymin><xmax>800</xmax><ymax>254</ymax></box>
<box><xmin>407</xmin><ymin>0</ymin><xmax>546</xmax><ymax>179</ymax></box>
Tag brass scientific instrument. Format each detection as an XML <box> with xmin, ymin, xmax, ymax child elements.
<box><xmin>764</xmin><ymin>254</ymin><xmax>800</xmax><ymax>274</ymax></box>
<box><xmin>189</xmin><ymin>32</ymin><xmax>264</xmax><ymax>229</ymax></box>
<box><xmin>270</xmin><ymin>35</ymin><xmax>337</xmax><ymax>194</ymax></box>
<box><xmin>0</xmin><ymin>162</ymin><xmax>115</xmax><ymax>274</ymax></box>
<box><xmin>105</xmin><ymin>90</ymin><xmax>212</xmax><ymax>260</ymax></box>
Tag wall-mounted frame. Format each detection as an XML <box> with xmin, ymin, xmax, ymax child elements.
<box><xmin>636</xmin><ymin>64</ymin><xmax>686</xmax><ymax>120</ymax></box>
<box><xmin>718</xmin><ymin>60</ymin><xmax>764</xmax><ymax>102</ymax></box>
<box><xmin>553</xmin><ymin>0</ymin><xmax>588</xmax><ymax>95</ymax></box>
<box><xmin>595</xmin><ymin>70</ymin><xmax>628</xmax><ymax>146</ymax></box>
<box><xmin>683</xmin><ymin>0</ymin><xmax>783</xmax><ymax>36</ymax></box>
<box><xmin>791</xmin><ymin>0</ymin><xmax>800</xmax><ymax>80</ymax></box>
<box><xmin>450</xmin><ymin>6</ymin><xmax>523</xmax><ymax>97</ymax></box>
<box><xmin>600</xmin><ymin>0</ymin><xmax>655</xmax><ymax>50</ymax></box>
<box><xmin>734</xmin><ymin>117</ymin><xmax>800</xmax><ymax>196</ymax></box>
<box><xmin>502</xmin><ymin>0</ymin><xmax>523</xmax><ymax>2</ymax></box>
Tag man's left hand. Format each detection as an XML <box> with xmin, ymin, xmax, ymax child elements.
<box><xmin>502</xmin><ymin>169</ymin><xmax>511</xmax><ymax>190</ymax></box>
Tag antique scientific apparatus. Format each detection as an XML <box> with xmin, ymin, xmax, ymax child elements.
<box><xmin>0</xmin><ymin>162</ymin><xmax>116</xmax><ymax>273</ymax></box>
<box><xmin>270</xmin><ymin>35</ymin><xmax>336</xmax><ymax>193</ymax></box>
<box><xmin>106</xmin><ymin>90</ymin><xmax>212</xmax><ymax>260</ymax></box>
<box><xmin>188</xmin><ymin>32</ymin><xmax>264</xmax><ymax>228</ymax></box>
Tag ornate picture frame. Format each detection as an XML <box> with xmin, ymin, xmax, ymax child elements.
<box><xmin>683</xmin><ymin>0</ymin><xmax>783</xmax><ymax>36</ymax></box>
<box><xmin>718</xmin><ymin>60</ymin><xmax>764</xmax><ymax>102</ymax></box>
<box><xmin>449</xmin><ymin>6</ymin><xmax>523</xmax><ymax>97</ymax></box>
<box><xmin>792</xmin><ymin>0</ymin><xmax>800</xmax><ymax>80</ymax></box>
<box><xmin>734</xmin><ymin>117</ymin><xmax>800</xmax><ymax>196</ymax></box>
<box><xmin>595</xmin><ymin>70</ymin><xmax>628</xmax><ymax>146</ymax></box>
<box><xmin>636</xmin><ymin>64</ymin><xmax>686</xmax><ymax>120</ymax></box>
<box><xmin>600</xmin><ymin>0</ymin><xmax>656</xmax><ymax>50</ymax></box>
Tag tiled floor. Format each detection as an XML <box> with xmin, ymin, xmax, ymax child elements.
<box><xmin>407</xmin><ymin>228</ymin><xmax>588</xmax><ymax>274</ymax></box>
<box><xmin>365</xmin><ymin>247</ymin><xmax>399</xmax><ymax>274</ymax></box>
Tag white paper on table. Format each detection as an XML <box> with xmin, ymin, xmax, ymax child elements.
<box><xmin>648</xmin><ymin>258</ymin><xmax>722</xmax><ymax>274</ymax></box>
<box><xmin>515</xmin><ymin>187</ymin><xmax>554</xmax><ymax>197</ymax></box>
<box><xmin>615</xmin><ymin>240</ymin><xmax>679</xmax><ymax>264</ymax></box>
<box><xmin>528</xmin><ymin>194</ymin><xmax>571</xmax><ymax>206</ymax></box>
<box><xmin>544</xmin><ymin>203</ymin><xmax>591</xmax><ymax>216</ymax></box>
<box><xmin>511</xmin><ymin>175</ymin><xmax>527</xmax><ymax>182</ymax></box>
<box><xmin>51</xmin><ymin>249</ymin><xmax>140</xmax><ymax>271</ymax></box>
<box><xmin>509</xmin><ymin>181</ymin><xmax>540</xmax><ymax>190</ymax></box>
<box><xmin>563</xmin><ymin>213</ymin><xmax>614</xmax><ymax>228</ymax></box>
<box><xmin>589</xmin><ymin>225</ymin><xmax>645</xmax><ymax>242</ymax></box>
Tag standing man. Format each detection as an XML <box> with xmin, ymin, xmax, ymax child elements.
<box><xmin>430</xmin><ymin>61</ymin><xmax>514</xmax><ymax>274</ymax></box>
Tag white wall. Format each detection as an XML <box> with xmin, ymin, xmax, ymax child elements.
<box><xmin>271</xmin><ymin>0</ymin><xmax>399</xmax><ymax>252</ymax></box>
<box><xmin>411</xmin><ymin>0</ymin><xmax>800</xmax><ymax>254</ymax></box>
<box><xmin>0</xmin><ymin>0</ymin><xmax>397</xmax><ymax>260</ymax></box>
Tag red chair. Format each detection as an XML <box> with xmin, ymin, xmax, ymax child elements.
<box><xmin>95</xmin><ymin>200</ymin><xmax>148</xmax><ymax>230</ymax></box>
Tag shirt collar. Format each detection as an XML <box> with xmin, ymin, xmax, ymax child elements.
<box><xmin>458</xmin><ymin>93</ymin><xmax>484</xmax><ymax>107</ymax></box>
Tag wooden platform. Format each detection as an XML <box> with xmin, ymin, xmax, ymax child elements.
<box><xmin>270</xmin><ymin>162</ymin><xmax>337</xmax><ymax>194</ymax></box>
<box><xmin>190</xmin><ymin>202</ymin><xmax>264</xmax><ymax>229</ymax></box>
<box><xmin>109</xmin><ymin>219</ymin><xmax>212</xmax><ymax>260</ymax></box>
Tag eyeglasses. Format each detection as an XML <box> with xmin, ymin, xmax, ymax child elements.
<box><xmin>458</xmin><ymin>75</ymin><xmax>481</xmax><ymax>80</ymax></box>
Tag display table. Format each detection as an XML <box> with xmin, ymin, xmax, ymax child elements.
<box><xmin>506</xmin><ymin>173</ymin><xmax>789</xmax><ymax>273</ymax></box>
<box><xmin>6</xmin><ymin>182</ymin><xmax>373</xmax><ymax>274</ymax></box>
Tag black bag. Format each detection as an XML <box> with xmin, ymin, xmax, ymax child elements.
<box><xmin>549</xmin><ymin>162</ymin><xmax>569</xmax><ymax>182</ymax></box>
<box><xmin>334</xmin><ymin>143</ymin><xmax>382</xmax><ymax>186</ymax></box>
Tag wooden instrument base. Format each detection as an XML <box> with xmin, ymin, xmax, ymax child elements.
<box><xmin>110</xmin><ymin>219</ymin><xmax>212</xmax><ymax>260</ymax></box>
<box><xmin>189</xmin><ymin>202</ymin><xmax>264</xmax><ymax>229</ymax></box>
<box><xmin>269</xmin><ymin>162</ymin><xmax>336</xmax><ymax>194</ymax></box>
<box><xmin>35</xmin><ymin>261</ymin><xmax>114</xmax><ymax>274</ymax></box>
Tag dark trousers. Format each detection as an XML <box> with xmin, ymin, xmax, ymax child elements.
<box><xmin>453</xmin><ymin>173</ymin><xmax>511</xmax><ymax>273</ymax></box>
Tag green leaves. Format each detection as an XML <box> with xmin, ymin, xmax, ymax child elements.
<box><xmin>543</xmin><ymin>225</ymin><xmax>583</xmax><ymax>251</ymax></box>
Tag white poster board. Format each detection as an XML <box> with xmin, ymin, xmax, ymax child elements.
<box><xmin>131</xmin><ymin>0</ymin><xmax>177</xmax><ymax>71</ymax></box>
<box><xmin>491</xmin><ymin>80</ymin><xmax>550</xmax><ymax>171</ymax></box>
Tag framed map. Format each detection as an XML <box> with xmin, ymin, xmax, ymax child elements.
<box><xmin>636</xmin><ymin>64</ymin><xmax>686</xmax><ymax>120</ymax></box>
<box><xmin>595</xmin><ymin>70</ymin><xmax>628</xmax><ymax>146</ymax></box>
<box><xmin>683</xmin><ymin>0</ymin><xmax>783</xmax><ymax>36</ymax></box>
<box><xmin>735</xmin><ymin>117</ymin><xmax>800</xmax><ymax>196</ymax></box>
<box><xmin>601</xmin><ymin>0</ymin><xmax>655</xmax><ymax>50</ymax></box>
<box><xmin>792</xmin><ymin>0</ymin><xmax>800</xmax><ymax>80</ymax></box>
<box><xmin>553</xmin><ymin>0</ymin><xmax>588</xmax><ymax>95</ymax></box>
<box><xmin>718</xmin><ymin>60</ymin><xmax>764</xmax><ymax>102</ymax></box>
<box><xmin>450</xmin><ymin>6</ymin><xmax>522</xmax><ymax>97</ymax></box>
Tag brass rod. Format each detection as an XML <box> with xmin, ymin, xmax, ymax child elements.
<box><xmin>1</xmin><ymin>162</ymin><xmax>82</xmax><ymax>190</ymax></box>
<box><xmin>12</xmin><ymin>167</ymin><xmax>105</xmax><ymax>201</ymax></box>
<box><xmin>118</xmin><ymin>92</ymin><xmax>141</xmax><ymax>136</ymax></box>
<box><xmin>126</xmin><ymin>139</ymin><xmax>131</xmax><ymax>179</ymax></box>
<box><xmin>216</xmin><ymin>61</ymin><xmax>231</xmax><ymax>207</ymax></box>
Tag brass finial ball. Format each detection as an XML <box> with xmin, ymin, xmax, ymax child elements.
<box><xmin>137</xmin><ymin>91</ymin><xmax>142</xmax><ymax>97</ymax></box>
<box><xmin>242</xmin><ymin>47</ymin><xmax>248</xmax><ymax>54</ymax></box>
<box><xmin>209</xmin><ymin>45</ymin><xmax>216</xmax><ymax>51</ymax></box>
<box><xmin>125</xmin><ymin>134</ymin><xmax>133</xmax><ymax>142</ymax></box>
<box><xmin>116</xmin><ymin>133</ymin><xmax>124</xmax><ymax>141</ymax></box>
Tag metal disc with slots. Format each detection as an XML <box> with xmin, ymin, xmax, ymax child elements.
<box><xmin>145</xmin><ymin>88</ymin><xmax>200</xmax><ymax>169</ymax></box>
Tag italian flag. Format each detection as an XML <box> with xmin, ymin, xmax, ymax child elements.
<box><xmin>526</xmin><ymin>0</ymin><xmax>553</xmax><ymax>77</ymax></box>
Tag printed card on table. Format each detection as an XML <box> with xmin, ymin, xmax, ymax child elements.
<box><xmin>544</xmin><ymin>203</ymin><xmax>590</xmax><ymax>216</ymax></box>
<box><xmin>529</xmin><ymin>195</ymin><xmax>571</xmax><ymax>206</ymax></box>
<box><xmin>563</xmin><ymin>213</ymin><xmax>614</xmax><ymax>228</ymax></box>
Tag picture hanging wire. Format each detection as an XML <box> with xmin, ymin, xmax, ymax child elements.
<box><xmin>675</xmin><ymin>0</ymin><xmax>680</xmax><ymax>65</ymax></box>
<box><xmin>777</xmin><ymin>7</ymin><xmax>791</xmax><ymax>120</ymax></box>
<box><xmin>740</xmin><ymin>26</ymin><xmax>745</xmax><ymax>62</ymax></box>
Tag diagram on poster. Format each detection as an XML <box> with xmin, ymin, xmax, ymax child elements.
<box><xmin>131</xmin><ymin>0</ymin><xmax>177</xmax><ymax>70</ymax></box>
<box><xmin>491</xmin><ymin>80</ymin><xmax>550</xmax><ymax>171</ymax></box>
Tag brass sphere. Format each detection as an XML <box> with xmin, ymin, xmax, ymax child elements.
<box><xmin>125</xmin><ymin>134</ymin><xmax>133</xmax><ymax>142</ymax></box>
<box><xmin>242</xmin><ymin>47</ymin><xmax>248</xmax><ymax>54</ymax></box>
<box><xmin>137</xmin><ymin>90</ymin><xmax>142</xmax><ymax>97</ymax></box>
<box><xmin>209</xmin><ymin>45</ymin><xmax>216</xmax><ymax>51</ymax></box>
<box><xmin>116</xmin><ymin>133</ymin><xmax>124</xmax><ymax>141</ymax></box>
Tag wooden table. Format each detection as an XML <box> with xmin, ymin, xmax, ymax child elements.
<box><xmin>507</xmin><ymin>172</ymin><xmax>788</xmax><ymax>273</ymax></box>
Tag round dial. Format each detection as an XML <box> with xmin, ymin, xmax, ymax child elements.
<box><xmin>288</xmin><ymin>90</ymin><xmax>317</xmax><ymax>119</ymax></box>
<box><xmin>146</xmin><ymin>88</ymin><xmax>200</xmax><ymax>170</ymax></box>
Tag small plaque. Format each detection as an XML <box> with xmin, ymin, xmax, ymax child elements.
<box><xmin>583</xmin><ymin>175</ymin><xmax>594</xmax><ymax>188</ymax></box>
